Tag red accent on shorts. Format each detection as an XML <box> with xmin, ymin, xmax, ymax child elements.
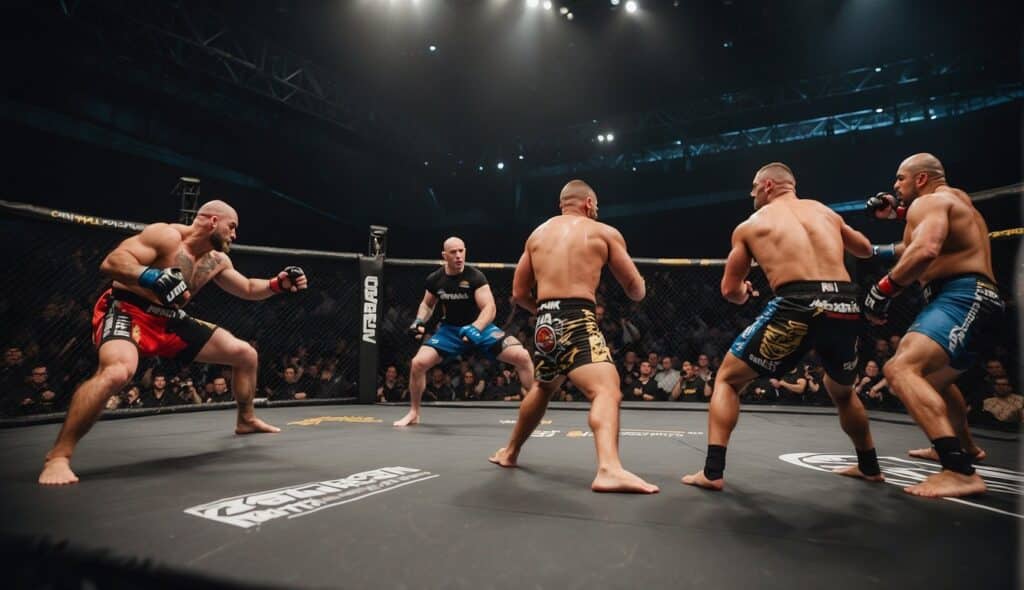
<box><xmin>91</xmin><ymin>289</ymin><xmax>189</xmax><ymax>358</ymax></box>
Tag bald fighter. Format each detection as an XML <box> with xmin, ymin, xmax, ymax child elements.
<box><xmin>489</xmin><ymin>180</ymin><xmax>658</xmax><ymax>494</ymax></box>
<box><xmin>38</xmin><ymin>200</ymin><xmax>305</xmax><ymax>485</ymax></box>
<box><xmin>393</xmin><ymin>237</ymin><xmax>534</xmax><ymax>426</ymax></box>
<box><xmin>683</xmin><ymin>163</ymin><xmax>884</xmax><ymax>491</ymax></box>
<box><xmin>863</xmin><ymin>153</ymin><xmax>1003</xmax><ymax>497</ymax></box>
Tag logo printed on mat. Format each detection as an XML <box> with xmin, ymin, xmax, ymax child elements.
<box><xmin>781</xmin><ymin>453</ymin><xmax>1024</xmax><ymax>518</ymax></box>
<box><xmin>184</xmin><ymin>467</ymin><xmax>438</xmax><ymax>529</ymax></box>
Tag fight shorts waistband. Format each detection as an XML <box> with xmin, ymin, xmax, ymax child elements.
<box><xmin>111</xmin><ymin>288</ymin><xmax>187</xmax><ymax>320</ymax></box>
<box><xmin>536</xmin><ymin>298</ymin><xmax>596</xmax><ymax>313</ymax></box>
<box><xmin>773</xmin><ymin>281</ymin><xmax>859</xmax><ymax>298</ymax></box>
<box><xmin>921</xmin><ymin>273</ymin><xmax>998</xmax><ymax>303</ymax></box>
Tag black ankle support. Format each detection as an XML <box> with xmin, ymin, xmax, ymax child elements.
<box><xmin>932</xmin><ymin>436</ymin><xmax>975</xmax><ymax>475</ymax></box>
<box><xmin>704</xmin><ymin>445</ymin><xmax>727</xmax><ymax>480</ymax></box>
<box><xmin>855</xmin><ymin>448</ymin><xmax>881</xmax><ymax>476</ymax></box>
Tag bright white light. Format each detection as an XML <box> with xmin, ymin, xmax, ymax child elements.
<box><xmin>543</xmin><ymin>0</ymin><xmax>552</xmax><ymax>10</ymax></box>
<box><xmin>559</xmin><ymin>6</ymin><xmax>568</xmax><ymax>14</ymax></box>
<box><xmin>929</xmin><ymin>114</ymin><xmax>937</xmax><ymax>120</ymax></box>
<box><xmin>428</xmin><ymin>45</ymin><xmax>437</xmax><ymax>52</ymax></box>
<box><xmin>605</xmin><ymin>133</ymin><xmax>615</xmax><ymax>142</ymax></box>
<box><xmin>674</xmin><ymin>139</ymin><xmax>682</xmax><ymax>145</ymax></box>
<box><xmin>478</xmin><ymin>165</ymin><xmax>484</xmax><ymax>171</ymax></box>
<box><xmin>424</xmin><ymin>161</ymin><xmax>429</xmax><ymax>166</ymax></box>
<box><xmin>874</xmin><ymin>66</ymin><xmax>882</xmax><ymax>72</ymax></box>
<box><xmin>497</xmin><ymin>162</ymin><xmax>505</xmax><ymax>170</ymax></box>
<box><xmin>610</xmin><ymin>0</ymin><xmax>620</xmax><ymax>5</ymax></box>
<box><xmin>625</xmin><ymin>1</ymin><xmax>637</xmax><ymax>13</ymax></box>
<box><xmin>875</xmin><ymin>107</ymin><xmax>884</xmax><ymax>113</ymax></box>
<box><xmin>597</xmin><ymin>134</ymin><xmax>606</xmax><ymax>142</ymax></box>
<box><xmin>566</xmin><ymin>12</ymin><xmax>573</xmax><ymax>19</ymax></box>
<box><xmin>527</xmin><ymin>0</ymin><xmax>539</xmax><ymax>7</ymax></box>
<box><xmin>631</xmin><ymin>166</ymin><xmax>637</xmax><ymax>172</ymax></box>
<box><xmin>518</xmin><ymin>154</ymin><xmax>525</xmax><ymax>160</ymax></box>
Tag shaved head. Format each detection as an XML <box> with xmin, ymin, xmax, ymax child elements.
<box><xmin>197</xmin><ymin>200</ymin><xmax>237</xmax><ymax>220</ymax></box>
<box><xmin>559</xmin><ymin>179</ymin><xmax>599</xmax><ymax>218</ymax></box>
<box><xmin>898</xmin><ymin>153</ymin><xmax>945</xmax><ymax>180</ymax></box>
<box><xmin>442</xmin><ymin>236</ymin><xmax>465</xmax><ymax>252</ymax></box>
<box><xmin>754</xmin><ymin>162</ymin><xmax>796</xmax><ymax>186</ymax></box>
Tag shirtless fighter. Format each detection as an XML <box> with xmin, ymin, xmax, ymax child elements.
<box><xmin>863</xmin><ymin>153</ymin><xmax>1003</xmax><ymax>497</ymax></box>
<box><xmin>38</xmin><ymin>200</ymin><xmax>303</xmax><ymax>485</ymax></box>
<box><xmin>393</xmin><ymin>237</ymin><xmax>533</xmax><ymax>426</ymax></box>
<box><xmin>489</xmin><ymin>180</ymin><xmax>659</xmax><ymax>494</ymax></box>
<box><xmin>683</xmin><ymin>163</ymin><xmax>884</xmax><ymax>491</ymax></box>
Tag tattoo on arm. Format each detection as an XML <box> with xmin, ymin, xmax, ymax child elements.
<box><xmin>175</xmin><ymin>250</ymin><xmax>195</xmax><ymax>287</ymax></box>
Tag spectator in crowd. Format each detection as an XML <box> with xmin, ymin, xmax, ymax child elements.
<box><xmin>206</xmin><ymin>377</ymin><xmax>233</xmax><ymax>403</ymax></box>
<box><xmin>123</xmin><ymin>385</ymin><xmax>143</xmax><ymax>409</ymax></box>
<box><xmin>271</xmin><ymin>366</ymin><xmax>308</xmax><ymax>401</ymax></box>
<box><xmin>423</xmin><ymin>367</ymin><xmax>454</xmax><ymax>402</ymax></box>
<box><xmin>803</xmin><ymin>363</ymin><xmax>826</xmax><ymax>406</ymax></box>
<box><xmin>771</xmin><ymin>366</ymin><xmax>807</xmax><ymax>404</ymax></box>
<box><xmin>1</xmin><ymin>346</ymin><xmax>27</xmax><ymax>395</ymax></box>
<box><xmin>626</xmin><ymin>361</ymin><xmax>663</xmax><ymax>401</ymax></box>
<box><xmin>619</xmin><ymin>350</ymin><xmax>640</xmax><ymax>389</ymax></box>
<box><xmin>654</xmin><ymin>356</ymin><xmax>681</xmax><ymax>399</ymax></box>
<box><xmin>377</xmin><ymin>365</ymin><xmax>406</xmax><ymax>402</ymax></box>
<box><xmin>175</xmin><ymin>378</ymin><xmax>203</xmax><ymax>405</ymax></box>
<box><xmin>853</xmin><ymin>360</ymin><xmax>887</xmax><ymax>409</ymax></box>
<box><xmin>457</xmin><ymin>370</ymin><xmax>485</xmax><ymax>401</ymax></box>
<box><xmin>15</xmin><ymin>364</ymin><xmax>60</xmax><ymax>415</ymax></box>
<box><xmin>873</xmin><ymin>338</ymin><xmax>893</xmax><ymax>365</ymax></box>
<box><xmin>315</xmin><ymin>365</ymin><xmax>351</xmax><ymax>399</ymax></box>
<box><xmin>673</xmin><ymin>361</ymin><xmax>710</xmax><ymax>401</ymax></box>
<box><xmin>982</xmin><ymin>359</ymin><xmax>1010</xmax><ymax>394</ymax></box>
<box><xmin>141</xmin><ymin>373</ymin><xmax>175</xmax><ymax>408</ymax></box>
<box><xmin>981</xmin><ymin>377</ymin><xmax>1023</xmax><ymax>424</ymax></box>
<box><xmin>488</xmin><ymin>374</ymin><xmax>517</xmax><ymax>401</ymax></box>
<box><xmin>695</xmin><ymin>353</ymin><xmax>714</xmax><ymax>383</ymax></box>
<box><xmin>105</xmin><ymin>392</ymin><xmax>122</xmax><ymax>411</ymax></box>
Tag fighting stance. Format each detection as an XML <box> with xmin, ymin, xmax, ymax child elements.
<box><xmin>863</xmin><ymin>153</ymin><xmax>1003</xmax><ymax>497</ymax></box>
<box><xmin>866</xmin><ymin>192</ymin><xmax>987</xmax><ymax>464</ymax></box>
<box><xmin>393</xmin><ymin>237</ymin><xmax>533</xmax><ymax>426</ymax></box>
<box><xmin>683</xmin><ymin>163</ymin><xmax>884</xmax><ymax>491</ymax></box>
<box><xmin>38</xmin><ymin>200</ymin><xmax>305</xmax><ymax>485</ymax></box>
<box><xmin>490</xmin><ymin>180</ymin><xmax>659</xmax><ymax>494</ymax></box>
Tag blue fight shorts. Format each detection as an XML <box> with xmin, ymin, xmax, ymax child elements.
<box><xmin>424</xmin><ymin>323</ymin><xmax>506</xmax><ymax>359</ymax></box>
<box><xmin>907</xmin><ymin>273</ymin><xmax>1003</xmax><ymax>370</ymax></box>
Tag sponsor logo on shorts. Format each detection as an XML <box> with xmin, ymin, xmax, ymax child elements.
<box><xmin>538</xmin><ymin>301</ymin><xmax>561</xmax><ymax>311</ymax></box>
<box><xmin>184</xmin><ymin>467</ymin><xmax>438</xmax><ymax>529</ymax></box>
<box><xmin>819</xmin><ymin>282</ymin><xmax>839</xmax><ymax>293</ymax></box>
<box><xmin>288</xmin><ymin>416</ymin><xmax>383</xmax><ymax>426</ymax></box>
<box><xmin>535</xmin><ymin>325</ymin><xmax>557</xmax><ymax>354</ymax></box>
<box><xmin>759</xmin><ymin>320</ymin><xmax>808</xmax><ymax>360</ymax></box>
<box><xmin>810</xmin><ymin>299</ymin><xmax>861</xmax><ymax>314</ymax></box>
<box><xmin>362</xmin><ymin>276</ymin><xmax>378</xmax><ymax>343</ymax></box>
<box><xmin>781</xmin><ymin>453</ymin><xmax>1024</xmax><ymax>517</ymax></box>
<box><xmin>747</xmin><ymin>355</ymin><xmax>780</xmax><ymax>372</ymax></box>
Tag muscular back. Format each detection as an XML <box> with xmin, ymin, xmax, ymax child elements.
<box><xmin>906</xmin><ymin>188</ymin><xmax>994</xmax><ymax>284</ymax></box>
<box><xmin>741</xmin><ymin>198</ymin><xmax>852</xmax><ymax>289</ymax></box>
<box><xmin>527</xmin><ymin>216</ymin><xmax>610</xmax><ymax>301</ymax></box>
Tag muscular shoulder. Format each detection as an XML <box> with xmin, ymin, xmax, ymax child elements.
<box><xmin>464</xmin><ymin>265</ymin><xmax>488</xmax><ymax>286</ymax></box>
<box><xmin>425</xmin><ymin>267</ymin><xmax>445</xmax><ymax>288</ymax></box>
<box><xmin>906</xmin><ymin>192</ymin><xmax>955</xmax><ymax>221</ymax></box>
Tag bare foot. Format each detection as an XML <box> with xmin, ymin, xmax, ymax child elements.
<box><xmin>39</xmin><ymin>457</ymin><xmax>79</xmax><ymax>485</ymax></box>
<box><xmin>488</xmin><ymin>447</ymin><xmax>518</xmax><ymax>468</ymax></box>
<box><xmin>680</xmin><ymin>469</ymin><xmax>724</xmax><ymax>491</ymax></box>
<box><xmin>908</xmin><ymin>447</ymin><xmax>986</xmax><ymax>463</ymax></box>
<box><xmin>393</xmin><ymin>411</ymin><xmax>420</xmax><ymax>427</ymax></box>
<box><xmin>834</xmin><ymin>465</ymin><xmax>885</xmax><ymax>482</ymax></box>
<box><xmin>235</xmin><ymin>417</ymin><xmax>280</xmax><ymax>434</ymax></box>
<box><xmin>592</xmin><ymin>467</ymin><xmax>659</xmax><ymax>494</ymax></box>
<box><xmin>904</xmin><ymin>470</ymin><xmax>986</xmax><ymax>498</ymax></box>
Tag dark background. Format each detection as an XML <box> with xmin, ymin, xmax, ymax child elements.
<box><xmin>1</xmin><ymin>0</ymin><xmax>1020</xmax><ymax>259</ymax></box>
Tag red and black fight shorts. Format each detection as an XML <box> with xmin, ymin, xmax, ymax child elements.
<box><xmin>91</xmin><ymin>288</ymin><xmax>218</xmax><ymax>363</ymax></box>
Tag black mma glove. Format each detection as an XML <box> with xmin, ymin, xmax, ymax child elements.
<box><xmin>407</xmin><ymin>318</ymin><xmax>426</xmax><ymax>341</ymax></box>
<box><xmin>864</xmin><ymin>274</ymin><xmax>904</xmax><ymax>323</ymax></box>
<box><xmin>138</xmin><ymin>267</ymin><xmax>190</xmax><ymax>306</ymax></box>
<box><xmin>865</xmin><ymin>192</ymin><xmax>907</xmax><ymax>221</ymax></box>
<box><xmin>270</xmin><ymin>266</ymin><xmax>306</xmax><ymax>293</ymax></box>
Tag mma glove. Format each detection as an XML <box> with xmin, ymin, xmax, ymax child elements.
<box><xmin>458</xmin><ymin>324</ymin><xmax>485</xmax><ymax>345</ymax></box>
<box><xmin>269</xmin><ymin>266</ymin><xmax>306</xmax><ymax>293</ymax></box>
<box><xmin>407</xmin><ymin>318</ymin><xmax>426</xmax><ymax>341</ymax></box>
<box><xmin>864</xmin><ymin>274</ymin><xmax>904</xmax><ymax>322</ymax></box>
<box><xmin>865</xmin><ymin>192</ymin><xmax>907</xmax><ymax>221</ymax></box>
<box><xmin>138</xmin><ymin>267</ymin><xmax>190</xmax><ymax>306</ymax></box>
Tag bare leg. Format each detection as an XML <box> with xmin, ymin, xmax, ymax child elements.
<box><xmin>395</xmin><ymin>346</ymin><xmax>442</xmax><ymax>426</ymax></box>
<box><xmin>824</xmin><ymin>374</ymin><xmax>884</xmax><ymax>482</ymax></box>
<box><xmin>497</xmin><ymin>343</ymin><xmax>535</xmax><ymax>391</ymax></box>
<box><xmin>489</xmin><ymin>377</ymin><xmax>560</xmax><ymax>467</ymax></box>
<box><xmin>681</xmin><ymin>353</ymin><xmax>757</xmax><ymax>491</ymax></box>
<box><xmin>39</xmin><ymin>340</ymin><xmax>138</xmax><ymax>485</ymax></box>
<box><xmin>908</xmin><ymin>376</ymin><xmax>985</xmax><ymax>461</ymax></box>
<box><xmin>884</xmin><ymin>334</ymin><xmax>986</xmax><ymax>497</ymax></box>
<box><xmin>193</xmin><ymin>329</ymin><xmax>279</xmax><ymax>434</ymax></box>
